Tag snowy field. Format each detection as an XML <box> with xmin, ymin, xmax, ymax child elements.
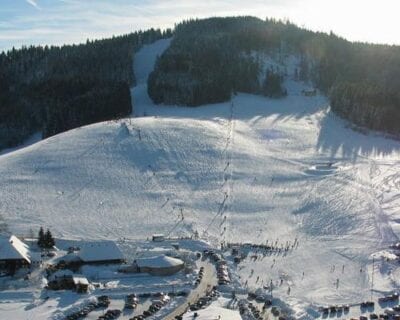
<box><xmin>1</xmin><ymin>39</ymin><xmax>400</xmax><ymax>319</ymax></box>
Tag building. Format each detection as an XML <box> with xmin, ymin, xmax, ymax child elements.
<box><xmin>152</xmin><ymin>234</ymin><xmax>165</xmax><ymax>242</ymax></box>
<box><xmin>134</xmin><ymin>255</ymin><xmax>184</xmax><ymax>276</ymax></box>
<box><xmin>72</xmin><ymin>274</ymin><xmax>89</xmax><ymax>293</ymax></box>
<box><xmin>77</xmin><ymin>241</ymin><xmax>124</xmax><ymax>264</ymax></box>
<box><xmin>0</xmin><ymin>235</ymin><xmax>31</xmax><ymax>275</ymax></box>
<box><xmin>47</xmin><ymin>269</ymin><xmax>74</xmax><ymax>290</ymax></box>
<box><xmin>47</xmin><ymin>270</ymin><xmax>89</xmax><ymax>292</ymax></box>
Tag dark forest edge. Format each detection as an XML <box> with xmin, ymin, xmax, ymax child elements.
<box><xmin>2</xmin><ymin>17</ymin><xmax>400</xmax><ymax>151</ymax></box>
<box><xmin>0</xmin><ymin>28</ymin><xmax>172</xmax><ymax>149</ymax></box>
<box><xmin>148</xmin><ymin>17</ymin><xmax>400</xmax><ymax>135</ymax></box>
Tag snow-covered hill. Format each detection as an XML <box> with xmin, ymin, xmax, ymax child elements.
<box><xmin>1</xmin><ymin>39</ymin><xmax>400</xmax><ymax>313</ymax></box>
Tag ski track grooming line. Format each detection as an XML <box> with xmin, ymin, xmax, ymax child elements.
<box><xmin>130</xmin><ymin>125</ymin><xmax>181</xmax><ymax>236</ymax></box>
<box><xmin>139</xmin><ymin>122</ymin><xmax>213</xmax><ymax>238</ymax></box>
<box><xmin>202</xmin><ymin>102</ymin><xmax>235</xmax><ymax>242</ymax></box>
<box><xmin>64</xmin><ymin>125</ymin><xmax>130</xmax><ymax>239</ymax></box>
<box><xmin>218</xmin><ymin>101</ymin><xmax>235</xmax><ymax>244</ymax></box>
<box><xmin>302</xmin><ymin>163</ymin><xmax>395</xmax><ymax>246</ymax></box>
<box><xmin>331</xmin><ymin>164</ymin><xmax>399</xmax><ymax>245</ymax></box>
<box><xmin>223</xmin><ymin>101</ymin><xmax>236</xmax><ymax>244</ymax></box>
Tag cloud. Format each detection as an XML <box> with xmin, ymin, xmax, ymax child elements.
<box><xmin>26</xmin><ymin>0</ymin><xmax>40</xmax><ymax>9</ymax></box>
<box><xmin>0</xmin><ymin>0</ymin><xmax>398</xmax><ymax>52</ymax></box>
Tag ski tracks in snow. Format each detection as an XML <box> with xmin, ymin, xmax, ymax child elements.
<box><xmin>368</xmin><ymin>159</ymin><xmax>400</xmax><ymax>244</ymax></box>
<box><xmin>203</xmin><ymin>100</ymin><xmax>236</xmax><ymax>243</ymax></box>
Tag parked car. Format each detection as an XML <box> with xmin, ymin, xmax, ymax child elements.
<box><xmin>384</xmin><ymin>308</ymin><xmax>396</xmax><ymax>315</ymax></box>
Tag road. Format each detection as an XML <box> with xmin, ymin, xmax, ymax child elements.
<box><xmin>163</xmin><ymin>259</ymin><xmax>217</xmax><ymax>320</ymax></box>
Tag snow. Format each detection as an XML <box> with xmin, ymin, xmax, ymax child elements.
<box><xmin>0</xmin><ymin>235</ymin><xmax>31</xmax><ymax>263</ymax></box>
<box><xmin>0</xmin><ymin>38</ymin><xmax>399</xmax><ymax>319</ymax></box>
<box><xmin>78</xmin><ymin>241</ymin><xmax>124</xmax><ymax>263</ymax></box>
<box><xmin>72</xmin><ymin>274</ymin><xmax>89</xmax><ymax>285</ymax></box>
<box><xmin>132</xmin><ymin>37</ymin><xmax>171</xmax><ymax>117</ymax></box>
<box><xmin>183</xmin><ymin>298</ymin><xmax>241</xmax><ymax>320</ymax></box>
<box><xmin>134</xmin><ymin>38</ymin><xmax>172</xmax><ymax>85</ymax></box>
<box><xmin>136</xmin><ymin>255</ymin><xmax>184</xmax><ymax>268</ymax></box>
<box><xmin>0</xmin><ymin>132</ymin><xmax>41</xmax><ymax>158</ymax></box>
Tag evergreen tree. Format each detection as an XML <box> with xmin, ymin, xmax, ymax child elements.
<box><xmin>0</xmin><ymin>28</ymin><xmax>171</xmax><ymax>150</ymax></box>
<box><xmin>44</xmin><ymin>229</ymin><xmax>55</xmax><ymax>249</ymax></box>
<box><xmin>299</xmin><ymin>56</ymin><xmax>309</xmax><ymax>82</ymax></box>
<box><xmin>147</xmin><ymin>16</ymin><xmax>400</xmax><ymax>135</ymax></box>
<box><xmin>262</xmin><ymin>70</ymin><xmax>287</xmax><ymax>98</ymax></box>
<box><xmin>37</xmin><ymin>227</ymin><xmax>45</xmax><ymax>248</ymax></box>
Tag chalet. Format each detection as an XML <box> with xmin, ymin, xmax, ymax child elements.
<box><xmin>77</xmin><ymin>241</ymin><xmax>124</xmax><ymax>264</ymax></box>
<box><xmin>0</xmin><ymin>235</ymin><xmax>31</xmax><ymax>275</ymax></box>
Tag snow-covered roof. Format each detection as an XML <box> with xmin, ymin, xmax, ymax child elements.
<box><xmin>57</xmin><ymin>252</ymin><xmax>81</xmax><ymax>262</ymax></box>
<box><xmin>136</xmin><ymin>255</ymin><xmax>184</xmax><ymax>269</ymax></box>
<box><xmin>49</xmin><ymin>269</ymin><xmax>73</xmax><ymax>281</ymax></box>
<box><xmin>72</xmin><ymin>274</ymin><xmax>89</xmax><ymax>285</ymax></box>
<box><xmin>78</xmin><ymin>241</ymin><xmax>124</xmax><ymax>262</ymax></box>
<box><xmin>0</xmin><ymin>235</ymin><xmax>31</xmax><ymax>263</ymax></box>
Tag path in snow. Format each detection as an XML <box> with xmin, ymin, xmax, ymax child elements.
<box><xmin>131</xmin><ymin>38</ymin><xmax>172</xmax><ymax>117</ymax></box>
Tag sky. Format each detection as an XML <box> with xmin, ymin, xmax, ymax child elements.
<box><xmin>0</xmin><ymin>0</ymin><xmax>399</xmax><ymax>52</ymax></box>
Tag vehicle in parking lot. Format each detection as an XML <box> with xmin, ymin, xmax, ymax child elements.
<box><xmin>271</xmin><ymin>306</ymin><xmax>280</xmax><ymax>316</ymax></box>
<box><xmin>98</xmin><ymin>309</ymin><xmax>121</xmax><ymax>320</ymax></box>
<box><xmin>361</xmin><ymin>301</ymin><xmax>375</xmax><ymax>308</ymax></box>
<box><xmin>143</xmin><ymin>310</ymin><xmax>152</xmax><ymax>317</ymax></box>
<box><xmin>384</xmin><ymin>308</ymin><xmax>396</xmax><ymax>315</ymax></box>
<box><xmin>379</xmin><ymin>293</ymin><xmax>399</xmax><ymax>303</ymax></box>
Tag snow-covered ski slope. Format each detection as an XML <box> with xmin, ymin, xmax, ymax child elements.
<box><xmin>1</xmin><ymin>39</ymin><xmax>400</xmax><ymax>308</ymax></box>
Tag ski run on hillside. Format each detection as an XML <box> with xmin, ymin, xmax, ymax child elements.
<box><xmin>1</xmin><ymin>39</ymin><xmax>400</xmax><ymax>320</ymax></box>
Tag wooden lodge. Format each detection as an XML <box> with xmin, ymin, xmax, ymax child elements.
<box><xmin>0</xmin><ymin>235</ymin><xmax>31</xmax><ymax>275</ymax></box>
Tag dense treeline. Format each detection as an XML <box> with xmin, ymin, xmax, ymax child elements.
<box><xmin>0</xmin><ymin>28</ymin><xmax>172</xmax><ymax>149</ymax></box>
<box><xmin>148</xmin><ymin>17</ymin><xmax>400</xmax><ymax>135</ymax></box>
<box><xmin>148</xmin><ymin>17</ymin><xmax>278</xmax><ymax>106</ymax></box>
<box><xmin>2</xmin><ymin>17</ymin><xmax>400</xmax><ymax>143</ymax></box>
